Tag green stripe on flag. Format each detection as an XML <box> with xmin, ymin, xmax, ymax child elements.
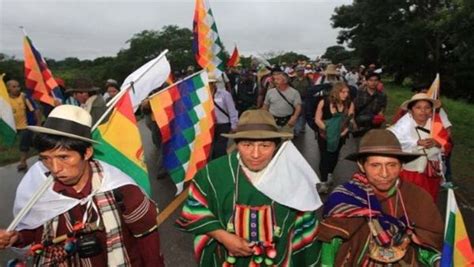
<box><xmin>92</xmin><ymin>130</ymin><xmax>151</xmax><ymax>195</ymax></box>
<box><xmin>183</xmin><ymin>128</ymin><xmax>196</xmax><ymax>143</ymax></box>
<box><xmin>192</xmin><ymin>74</ymin><xmax>205</xmax><ymax>88</ymax></box>
<box><xmin>176</xmin><ymin>146</ymin><xmax>191</xmax><ymax>163</ymax></box>
<box><xmin>445</xmin><ymin>211</ymin><xmax>456</xmax><ymax>246</ymax></box>
<box><xmin>190</xmin><ymin>92</ymin><xmax>201</xmax><ymax>107</ymax></box>
<box><xmin>170</xmin><ymin>168</ymin><xmax>185</xmax><ymax>185</ymax></box>
<box><xmin>0</xmin><ymin>119</ymin><xmax>16</xmax><ymax>147</ymax></box>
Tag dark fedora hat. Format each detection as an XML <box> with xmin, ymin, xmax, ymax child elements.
<box><xmin>222</xmin><ymin>110</ymin><xmax>293</xmax><ymax>140</ymax></box>
<box><xmin>65</xmin><ymin>78</ymin><xmax>100</xmax><ymax>94</ymax></box>
<box><xmin>27</xmin><ymin>105</ymin><xmax>98</xmax><ymax>143</ymax></box>
<box><xmin>65</xmin><ymin>86</ymin><xmax>101</xmax><ymax>94</ymax></box>
<box><xmin>346</xmin><ymin>129</ymin><xmax>421</xmax><ymax>162</ymax></box>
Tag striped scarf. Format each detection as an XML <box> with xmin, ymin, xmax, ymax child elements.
<box><xmin>323</xmin><ymin>173</ymin><xmax>409</xmax><ymax>245</ymax></box>
<box><xmin>37</xmin><ymin>162</ymin><xmax>131</xmax><ymax>266</ymax></box>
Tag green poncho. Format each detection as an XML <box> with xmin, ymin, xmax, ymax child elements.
<box><xmin>176</xmin><ymin>153</ymin><xmax>320</xmax><ymax>266</ymax></box>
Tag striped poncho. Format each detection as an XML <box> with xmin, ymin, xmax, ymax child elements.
<box><xmin>176</xmin><ymin>153</ymin><xmax>320</xmax><ymax>266</ymax></box>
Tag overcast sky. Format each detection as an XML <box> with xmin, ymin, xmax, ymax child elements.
<box><xmin>0</xmin><ymin>0</ymin><xmax>351</xmax><ymax>60</ymax></box>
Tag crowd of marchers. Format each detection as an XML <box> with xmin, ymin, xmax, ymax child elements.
<box><xmin>0</xmin><ymin>60</ymin><xmax>453</xmax><ymax>266</ymax></box>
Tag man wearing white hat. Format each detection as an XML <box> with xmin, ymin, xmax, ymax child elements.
<box><xmin>0</xmin><ymin>105</ymin><xmax>164</xmax><ymax>266</ymax></box>
<box><xmin>208</xmin><ymin>74</ymin><xmax>238</xmax><ymax>159</ymax></box>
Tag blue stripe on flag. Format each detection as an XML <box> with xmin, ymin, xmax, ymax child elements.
<box><xmin>441</xmin><ymin>242</ymin><xmax>453</xmax><ymax>267</ymax></box>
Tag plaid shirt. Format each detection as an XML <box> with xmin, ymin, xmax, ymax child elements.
<box><xmin>354</xmin><ymin>88</ymin><xmax>387</xmax><ymax>116</ymax></box>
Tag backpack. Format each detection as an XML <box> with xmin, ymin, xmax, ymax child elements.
<box><xmin>304</xmin><ymin>83</ymin><xmax>332</xmax><ymax>131</ymax></box>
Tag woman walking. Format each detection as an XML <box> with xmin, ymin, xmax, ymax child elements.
<box><xmin>314</xmin><ymin>82</ymin><xmax>355</xmax><ymax>193</ymax></box>
<box><xmin>389</xmin><ymin>93</ymin><xmax>450</xmax><ymax>201</ymax></box>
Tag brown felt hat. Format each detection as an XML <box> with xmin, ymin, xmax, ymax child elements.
<box><xmin>221</xmin><ymin>110</ymin><xmax>293</xmax><ymax>140</ymax></box>
<box><xmin>346</xmin><ymin>129</ymin><xmax>421</xmax><ymax>162</ymax></box>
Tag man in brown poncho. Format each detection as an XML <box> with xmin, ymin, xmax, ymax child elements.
<box><xmin>317</xmin><ymin>129</ymin><xmax>443</xmax><ymax>266</ymax></box>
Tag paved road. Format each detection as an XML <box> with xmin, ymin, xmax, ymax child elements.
<box><xmin>0</xmin><ymin>122</ymin><xmax>472</xmax><ymax>265</ymax></box>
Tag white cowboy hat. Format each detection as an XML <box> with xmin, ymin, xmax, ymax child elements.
<box><xmin>28</xmin><ymin>105</ymin><xmax>98</xmax><ymax>143</ymax></box>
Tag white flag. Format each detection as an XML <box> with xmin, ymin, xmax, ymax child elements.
<box><xmin>120</xmin><ymin>50</ymin><xmax>171</xmax><ymax>112</ymax></box>
<box><xmin>253</xmin><ymin>141</ymin><xmax>322</xmax><ymax>211</ymax></box>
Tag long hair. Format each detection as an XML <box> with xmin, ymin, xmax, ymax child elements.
<box><xmin>328</xmin><ymin>82</ymin><xmax>351</xmax><ymax>110</ymax></box>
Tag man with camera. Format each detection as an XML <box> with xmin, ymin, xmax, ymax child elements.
<box><xmin>0</xmin><ymin>105</ymin><xmax>164</xmax><ymax>266</ymax></box>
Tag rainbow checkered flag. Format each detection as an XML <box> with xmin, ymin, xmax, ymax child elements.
<box><xmin>193</xmin><ymin>0</ymin><xmax>226</xmax><ymax>76</ymax></box>
<box><xmin>23</xmin><ymin>34</ymin><xmax>61</xmax><ymax>106</ymax></box>
<box><xmin>149</xmin><ymin>71</ymin><xmax>215</xmax><ymax>193</ymax></box>
<box><xmin>440</xmin><ymin>188</ymin><xmax>474</xmax><ymax>266</ymax></box>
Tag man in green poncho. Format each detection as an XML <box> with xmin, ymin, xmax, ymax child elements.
<box><xmin>176</xmin><ymin>109</ymin><xmax>322</xmax><ymax>266</ymax></box>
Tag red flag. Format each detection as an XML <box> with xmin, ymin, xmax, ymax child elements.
<box><xmin>227</xmin><ymin>45</ymin><xmax>240</xmax><ymax>67</ymax></box>
<box><xmin>433</xmin><ymin>113</ymin><xmax>452</xmax><ymax>154</ymax></box>
<box><xmin>23</xmin><ymin>35</ymin><xmax>58</xmax><ymax>106</ymax></box>
<box><xmin>427</xmin><ymin>74</ymin><xmax>452</xmax><ymax>153</ymax></box>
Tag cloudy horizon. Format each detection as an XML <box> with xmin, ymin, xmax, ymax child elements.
<box><xmin>1</xmin><ymin>0</ymin><xmax>352</xmax><ymax>61</ymax></box>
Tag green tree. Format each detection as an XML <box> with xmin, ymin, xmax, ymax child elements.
<box><xmin>114</xmin><ymin>25</ymin><xmax>196</xmax><ymax>81</ymax></box>
<box><xmin>332</xmin><ymin>0</ymin><xmax>474</xmax><ymax>101</ymax></box>
<box><xmin>268</xmin><ymin>51</ymin><xmax>309</xmax><ymax>66</ymax></box>
<box><xmin>322</xmin><ymin>45</ymin><xmax>357</xmax><ymax>67</ymax></box>
<box><xmin>0</xmin><ymin>54</ymin><xmax>23</xmax><ymax>82</ymax></box>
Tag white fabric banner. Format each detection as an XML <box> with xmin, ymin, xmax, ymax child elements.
<box><xmin>13</xmin><ymin>161</ymin><xmax>137</xmax><ymax>230</ymax></box>
<box><xmin>120</xmin><ymin>51</ymin><xmax>170</xmax><ymax>112</ymax></box>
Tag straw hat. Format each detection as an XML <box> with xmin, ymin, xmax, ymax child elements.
<box><xmin>105</xmin><ymin>79</ymin><xmax>118</xmax><ymax>86</ymax></box>
<box><xmin>346</xmin><ymin>129</ymin><xmax>421</xmax><ymax>162</ymax></box>
<box><xmin>222</xmin><ymin>110</ymin><xmax>293</xmax><ymax>139</ymax></box>
<box><xmin>324</xmin><ymin>64</ymin><xmax>339</xmax><ymax>76</ymax></box>
<box><xmin>400</xmin><ymin>93</ymin><xmax>441</xmax><ymax>110</ymax></box>
<box><xmin>207</xmin><ymin>73</ymin><xmax>218</xmax><ymax>83</ymax></box>
<box><xmin>28</xmin><ymin>105</ymin><xmax>98</xmax><ymax>143</ymax></box>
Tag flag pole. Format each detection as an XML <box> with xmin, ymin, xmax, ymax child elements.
<box><xmin>156</xmin><ymin>186</ymin><xmax>189</xmax><ymax>227</ymax></box>
<box><xmin>92</xmin><ymin>49</ymin><xmax>169</xmax><ymax>130</ymax></box>
<box><xmin>429</xmin><ymin>73</ymin><xmax>439</xmax><ymax>138</ymax></box>
<box><xmin>7</xmin><ymin>176</ymin><xmax>54</xmax><ymax>231</ymax></box>
<box><xmin>19</xmin><ymin>26</ymin><xmax>27</xmax><ymax>36</ymax></box>
<box><xmin>91</xmin><ymin>87</ymin><xmax>131</xmax><ymax>131</ymax></box>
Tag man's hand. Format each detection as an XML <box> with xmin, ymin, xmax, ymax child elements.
<box><xmin>209</xmin><ymin>230</ymin><xmax>253</xmax><ymax>257</ymax></box>
<box><xmin>287</xmin><ymin>116</ymin><xmax>297</xmax><ymax>127</ymax></box>
<box><xmin>0</xmin><ymin>230</ymin><xmax>19</xmax><ymax>249</ymax></box>
<box><xmin>220</xmin><ymin>233</ymin><xmax>253</xmax><ymax>257</ymax></box>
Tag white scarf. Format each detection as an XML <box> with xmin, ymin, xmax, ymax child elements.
<box><xmin>388</xmin><ymin>113</ymin><xmax>441</xmax><ymax>173</ymax></box>
<box><xmin>13</xmin><ymin>160</ymin><xmax>136</xmax><ymax>231</ymax></box>
<box><xmin>239</xmin><ymin>141</ymin><xmax>322</xmax><ymax>212</ymax></box>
